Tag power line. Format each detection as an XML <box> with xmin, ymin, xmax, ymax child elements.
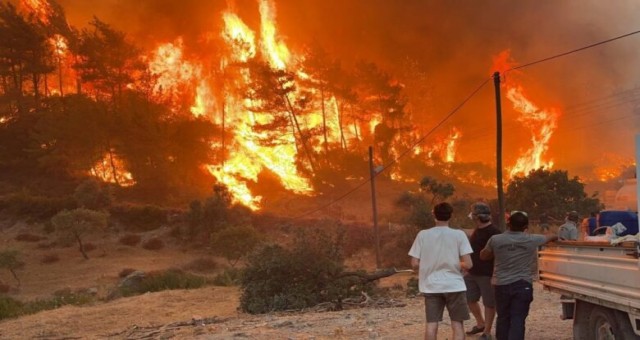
<box><xmin>508</xmin><ymin>30</ymin><xmax>640</xmax><ymax>72</ymax></box>
<box><xmin>292</xmin><ymin>77</ymin><xmax>492</xmax><ymax>220</ymax></box>
<box><xmin>292</xmin><ymin>28</ymin><xmax>640</xmax><ymax>220</ymax></box>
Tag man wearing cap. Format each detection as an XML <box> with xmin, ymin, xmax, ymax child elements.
<box><xmin>464</xmin><ymin>202</ymin><xmax>501</xmax><ymax>340</ymax></box>
<box><xmin>558</xmin><ymin>211</ymin><xmax>579</xmax><ymax>240</ymax></box>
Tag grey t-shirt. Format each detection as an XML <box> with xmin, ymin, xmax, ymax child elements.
<box><xmin>558</xmin><ymin>221</ymin><xmax>578</xmax><ymax>240</ymax></box>
<box><xmin>484</xmin><ymin>231</ymin><xmax>547</xmax><ymax>285</ymax></box>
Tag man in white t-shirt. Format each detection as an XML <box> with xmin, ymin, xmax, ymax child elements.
<box><xmin>409</xmin><ymin>202</ymin><xmax>474</xmax><ymax>340</ymax></box>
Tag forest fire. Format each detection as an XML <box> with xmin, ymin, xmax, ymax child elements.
<box><xmin>492</xmin><ymin>50</ymin><xmax>559</xmax><ymax>178</ymax></box>
<box><xmin>4</xmin><ymin>0</ymin><xmax>635</xmax><ymax>213</ymax></box>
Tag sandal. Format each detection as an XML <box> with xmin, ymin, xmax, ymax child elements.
<box><xmin>466</xmin><ymin>325</ymin><xmax>485</xmax><ymax>335</ymax></box>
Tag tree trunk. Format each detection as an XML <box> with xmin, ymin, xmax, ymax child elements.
<box><xmin>321</xmin><ymin>87</ymin><xmax>328</xmax><ymax>154</ymax></box>
<box><xmin>75</xmin><ymin>232</ymin><xmax>89</xmax><ymax>260</ymax></box>
<box><xmin>338</xmin><ymin>101</ymin><xmax>347</xmax><ymax>151</ymax></box>
<box><xmin>283</xmin><ymin>94</ymin><xmax>317</xmax><ymax>174</ymax></box>
<box><xmin>107</xmin><ymin>146</ymin><xmax>121</xmax><ymax>186</ymax></box>
<box><xmin>9</xmin><ymin>268</ymin><xmax>20</xmax><ymax>287</ymax></box>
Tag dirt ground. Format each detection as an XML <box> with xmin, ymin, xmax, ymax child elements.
<box><xmin>0</xmin><ymin>221</ymin><xmax>573</xmax><ymax>339</ymax></box>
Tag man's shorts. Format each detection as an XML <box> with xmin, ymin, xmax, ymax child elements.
<box><xmin>424</xmin><ymin>291</ymin><xmax>470</xmax><ymax>322</ymax></box>
<box><xmin>464</xmin><ymin>274</ymin><xmax>495</xmax><ymax>308</ymax></box>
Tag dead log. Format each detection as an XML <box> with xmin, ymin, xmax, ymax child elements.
<box><xmin>335</xmin><ymin>268</ymin><xmax>413</xmax><ymax>282</ymax></box>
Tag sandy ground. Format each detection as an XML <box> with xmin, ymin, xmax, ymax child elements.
<box><xmin>0</xmin><ymin>282</ymin><xmax>572</xmax><ymax>339</ymax></box>
<box><xmin>0</xmin><ymin>221</ymin><xmax>573</xmax><ymax>339</ymax></box>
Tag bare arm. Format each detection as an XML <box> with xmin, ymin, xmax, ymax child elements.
<box><xmin>480</xmin><ymin>247</ymin><xmax>493</xmax><ymax>260</ymax></box>
<box><xmin>460</xmin><ymin>254</ymin><xmax>473</xmax><ymax>271</ymax></box>
<box><xmin>411</xmin><ymin>257</ymin><xmax>419</xmax><ymax>270</ymax></box>
<box><xmin>545</xmin><ymin>233</ymin><xmax>558</xmax><ymax>243</ymax></box>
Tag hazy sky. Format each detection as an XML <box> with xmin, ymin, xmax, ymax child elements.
<box><xmin>52</xmin><ymin>0</ymin><xmax>640</xmax><ymax>178</ymax></box>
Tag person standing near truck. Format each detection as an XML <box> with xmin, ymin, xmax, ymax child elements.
<box><xmin>480</xmin><ymin>211</ymin><xmax>558</xmax><ymax>340</ymax></box>
<box><xmin>558</xmin><ymin>211</ymin><xmax>579</xmax><ymax>240</ymax></box>
<box><xmin>409</xmin><ymin>202</ymin><xmax>474</xmax><ymax>340</ymax></box>
<box><xmin>464</xmin><ymin>202</ymin><xmax>501</xmax><ymax>340</ymax></box>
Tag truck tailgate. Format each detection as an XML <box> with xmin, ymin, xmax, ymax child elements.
<box><xmin>538</xmin><ymin>241</ymin><xmax>640</xmax><ymax>312</ymax></box>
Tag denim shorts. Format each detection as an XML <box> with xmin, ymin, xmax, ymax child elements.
<box><xmin>424</xmin><ymin>291</ymin><xmax>470</xmax><ymax>322</ymax></box>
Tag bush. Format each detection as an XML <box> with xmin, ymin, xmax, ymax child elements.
<box><xmin>109</xmin><ymin>204</ymin><xmax>167</xmax><ymax>231</ymax></box>
<box><xmin>212</xmin><ymin>267</ymin><xmax>243</xmax><ymax>286</ymax></box>
<box><xmin>119</xmin><ymin>234</ymin><xmax>141</xmax><ymax>246</ymax></box>
<box><xmin>142</xmin><ymin>237</ymin><xmax>164</xmax><ymax>250</ymax></box>
<box><xmin>15</xmin><ymin>233</ymin><xmax>45</xmax><ymax>242</ymax></box>
<box><xmin>51</xmin><ymin>208</ymin><xmax>109</xmax><ymax>259</ymax></box>
<box><xmin>74</xmin><ymin>179</ymin><xmax>112</xmax><ymax>210</ymax></box>
<box><xmin>40</xmin><ymin>254</ymin><xmax>60</xmax><ymax>264</ymax></box>
<box><xmin>0</xmin><ymin>193</ymin><xmax>75</xmax><ymax>221</ymax></box>
<box><xmin>210</xmin><ymin>225</ymin><xmax>261</xmax><ymax>267</ymax></box>
<box><xmin>119</xmin><ymin>269</ymin><xmax>208</xmax><ymax>297</ymax></box>
<box><xmin>240</xmin><ymin>228</ymin><xmax>372</xmax><ymax>314</ymax></box>
<box><xmin>0</xmin><ymin>290</ymin><xmax>94</xmax><ymax>321</ymax></box>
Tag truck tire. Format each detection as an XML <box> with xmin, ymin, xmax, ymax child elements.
<box><xmin>588</xmin><ymin>306</ymin><xmax>639</xmax><ymax>339</ymax></box>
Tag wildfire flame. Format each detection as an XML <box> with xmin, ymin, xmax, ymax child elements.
<box><xmin>445</xmin><ymin>127</ymin><xmax>461</xmax><ymax>163</ymax></box>
<box><xmin>90</xmin><ymin>151</ymin><xmax>135</xmax><ymax>187</ymax></box>
<box><xmin>20</xmin><ymin>0</ymin><xmax>52</xmax><ymax>24</ymax></box>
<box><xmin>492</xmin><ymin>50</ymin><xmax>559</xmax><ymax>178</ymax></box>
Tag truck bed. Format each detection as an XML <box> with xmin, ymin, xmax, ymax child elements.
<box><xmin>538</xmin><ymin>241</ymin><xmax>640</xmax><ymax>314</ymax></box>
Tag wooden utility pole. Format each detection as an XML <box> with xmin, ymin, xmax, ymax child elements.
<box><xmin>369</xmin><ymin>146</ymin><xmax>382</xmax><ymax>269</ymax></box>
<box><xmin>494</xmin><ymin>72</ymin><xmax>506</xmax><ymax>230</ymax></box>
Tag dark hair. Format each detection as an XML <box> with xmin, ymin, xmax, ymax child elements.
<box><xmin>433</xmin><ymin>202</ymin><xmax>453</xmax><ymax>221</ymax></box>
<box><xmin>508</xmin><ymin>211</ymin><xmax>528</xmax><ymax>231</ymax></box>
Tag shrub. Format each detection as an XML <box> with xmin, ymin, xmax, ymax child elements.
<box><xmin>51</xmin><ymin>208</ymin><xmax>109</xmax><ymax>259</ymax></box>
<box><xmin>240</xmin><ymin>228</ymin><xmax>372</xmax><ymax>314</ymax></box>
<box><xmin>0</xmin><ymin>193</ymin><xmax>75</xmax><ymax>221</ymax></box>
<box><xmin>119</xmin><ymin>234</ymin><xmax>141</xmax><ymax>246</ymax></box>
<box><xmin>142</xmin><ymin>237</ymin><xmax>164</xmax><ymax>251</ymax></box>
<box><xmin>0</xmin><ymin>290</ymin><xmax>94</xmax><ymax>321</ymax></box>
<box><xmin>210</xmin><ymin>225</ymin><xmax>261</xmax><ymax>267</ymax></box>
<box><xmin>0</xmin><ymin>251</ymin><xmax>24</xmax><ymax>287</ymax></box>
<box><xmin>119</xmin><ymin>269</ymin><xmax>208</xmax><ymax>297</ymax></box>
<box><xmin>0</xmin><ymin>296</ymin><xmax>23</xmax><ymax>320</ymax></box>
<box><xmin>74</xmin><ymin>179</ymin><xmax>112</xmax><ymax>210</ymax></box>
<box><xmin>15</xmin><ymin>233</ymin><xmax>44</xmax><ymax>242</ymax></box>
<box><xmin>109</xmin><ymin>204</ymin><xmax>167</xmax><ymax>231</ymax></box>
<box><xmin>40</xmin><ymin>254</ymin><xmax>60</xmax><ymax>264</ymax></box>
<box><xmin>182</xmin><ymin>258</ymin><xmax>217</xmax><ymax>273</ymax></box>
<box><xmin>212</xmin><ymin>267</ymin><xmax>243</xmax><ymax>286</ymax></box>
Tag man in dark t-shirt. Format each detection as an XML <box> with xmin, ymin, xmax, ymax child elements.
<box><xmin>464</xmin><ymin>202</ymin><xmax>501</xmax><ymax>339</ymax></box>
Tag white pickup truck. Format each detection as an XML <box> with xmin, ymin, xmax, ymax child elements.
<box><xmin>538</xmin><ymin>240</ymin><xmax>640</xmax><ymax>339</ymax></box>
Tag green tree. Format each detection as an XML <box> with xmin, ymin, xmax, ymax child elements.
<box><xmin>73</xmin><ymin>17</ymin><xmax>142</xmax><ymax>102</ymax></box>
<box><xmin>74</xmin><ymin>179</ymin><xmax>112</xmax><ymax>210</ymax></box>
<box><xmin>51</xmin><ymin>208</ymin><xmax>108</xmax><ymax>259</ymax></box>
<box><xmin>0</xmin><ymin>2</ymin><xmax>55</xmax><ymax>112</ymax></box>
<box><xmin>505</xmin><ymin>168</ymin><xmax>603</xmax><ymax>220</ymax></box>
<box><xmin>0</xmin><ymin>250</ymin><xmax>24</xmax><ymax>287</ymax></box>
<box><xmin>210</xmin><ymin>225</ymin><xmax>261</xmax><ymax>267</ymax></box>
<box><xmin>240</xmin><ymin>228</ymin><xmax>371</xmax><ymax>314</ymax></box>
<box><xmin>419</xmin><ymin>176</ymin><xmax>455</xmax><ymax>204</ymax></box>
